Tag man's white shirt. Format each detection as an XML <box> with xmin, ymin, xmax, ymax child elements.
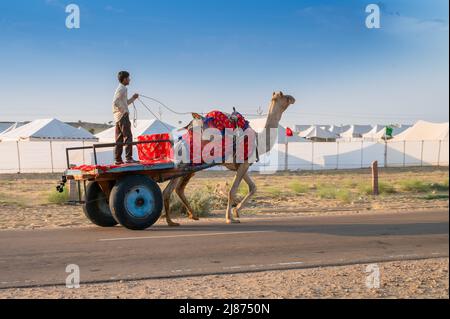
<box><xmin>112</xmin><ymin>84</ymin><xmax>130</xmax><ymax>123</ymax></box>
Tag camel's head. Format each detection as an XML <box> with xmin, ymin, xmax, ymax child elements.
<box><xmin>179</xmin><ymin>112</ymin><xmax>205</xmax><ymax>132</ymax></box>
<box><xmin>271</xmin><ymin>91</ymin><xmax>296</xmax><ymax>111</ymax></box>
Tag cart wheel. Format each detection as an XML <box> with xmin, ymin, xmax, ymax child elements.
<box><xmin>83</xmin><ymin>182</ymin><xmax>118</xmax><ymax>227</ymax></box>
<box><xmin>109</xmin><ymin>175</ymin><xmax>163</xmax><ymax>230</ymax></box>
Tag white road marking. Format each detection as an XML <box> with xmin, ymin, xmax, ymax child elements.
<box><xmin>98</xmin><ymin>230</ymin><xmax>274</xmax><ymax>242</ymax></box>
<box><xmin>275</xmin><ymin>261</ymin><xmax>304</xmax><ymax>266</ymax></box>
<box><xmin>222</xmin><ymin>261</ymin><xmax>304</xmax><ymax>271</ymax></box>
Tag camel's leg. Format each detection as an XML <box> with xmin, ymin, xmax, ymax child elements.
<box><xmin>163</xmin><ymin>178</ymin><xmax>181</xmax><ymax>227</ymax></box>
<box><xmin>175</xmin><ymin>173</ymin><xmax>198</xmax><ymax>220</ymax></box>
<box><xmin>226</xmin><ymin>163</ymin><xmax>250</xmax><ymax>224</ymax></box>
<box><xmin>233</xmin><ymin>172</ymin><xmax>257</xmax><ymax>218</ymax></box>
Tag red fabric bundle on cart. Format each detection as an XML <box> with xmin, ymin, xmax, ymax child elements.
<box><xmin>183</xmin><ymin>110</ymin><xmax>253</xmax><ymax>163</ymax></box>
<box><xmin>137</xmin><ymin>133</ymin><xmax>173</xmax><ymax>163</ymax></box>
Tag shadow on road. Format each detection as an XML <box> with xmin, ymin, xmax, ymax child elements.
<box><xmin>141</xmin><ymin>221</ymin><xmax>449</xmax><ymax>237</ymax></box>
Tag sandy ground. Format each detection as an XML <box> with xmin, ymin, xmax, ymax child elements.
<box><xmin>0</xmin><ymin>167</ymin><xmax>448</xmax><ymax>230</ymax></box>
<box><xmin>1</xmin><ymin>258</ymin><xmax>447</xmax><ymax>299</ymax></box>
<box><xmin>0</xmin><ymin>168</ymin><xmax>447</xmax><ymax>299</ymax></box>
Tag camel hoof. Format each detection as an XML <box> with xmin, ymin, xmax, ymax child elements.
<box><xmin>189</xmin><ymin>215</ymin><xmax>200</xmax><ymax>221</ymax></box>
<box><xmin>226</xmin><ymin>219</ymin><xmax>241</xmax><ymax>224</ymax></box>
<box><xmin>167</xmin><ymin>221</ymin><xmax>180</xmax><ymax>227</ymax></box>
<box><xmin>232</xmin><ymin>208</ymin><xmax>240</xmax><ymax>219</ymax></box>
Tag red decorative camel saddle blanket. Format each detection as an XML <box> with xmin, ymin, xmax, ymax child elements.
<box><xmin>138</xmin><ymin>110</ymin><xmax>254</xmax><ymax>164</ymax></box>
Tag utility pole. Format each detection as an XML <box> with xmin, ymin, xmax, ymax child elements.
<box><xmin>257</xmin><ymin>106</ymin><xmax>263</xmax><ymax>116</ymax></box>
<box><xmin>158</xmin><ymin>106</ymin><xmax>163</xmax><ymax>120</ymax></box>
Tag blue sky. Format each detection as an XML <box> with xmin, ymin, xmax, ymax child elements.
<box><xmin>0</xmin><ymin>0</ymin><xmax>448</xmax><ymax>126</ymax></box>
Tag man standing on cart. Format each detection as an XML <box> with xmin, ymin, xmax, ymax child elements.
<box><xmin>112</xmin><ymin>71</ymin><xmax>140</xmax><ymax>165</ymax></box>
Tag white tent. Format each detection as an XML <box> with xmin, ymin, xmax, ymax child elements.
<box><xmin>328</xmin><ymin>125</ymin><xmax>350</xmax><ymax>135</ymax></box>
<box><xmin>0</xmin><ymin>122</ymin><xmax>25</xmax><ymax>136</ymax></box>
<box><xmin>362</xmin><ymin>125</ymin><xmax>385</xmax><ymax>140</ymax></box>
<box><xmin>0</xmin><ymin>118</ymin><xmax>98</xmax><ymax>142</ymax></box>
<box><xmin>340</xmin><ymin>125</ymin><xmax>373</xmax><ymax>139</ymax></box>
<box><xmin>0</xmin><ymin>123</ymin><xmax>12</xmax><ymax>134</ymax></box>
<box><xmin>294</xmin><ymin>125</ymin><xmax>311</xmax><ymax>133</ymax></box>
<box><xmin>393</xmin><ymin>121</ymin><xmax>449</xmax><ymax>141</ymax></box>
<box><xmin>95</xmin><ymin>119</ymin><xmax>176</xmax><ymax>142</ymax></box>
<box><xmin>249</xmin><ymin>118</ymin><xmax>305</xmax><ymax>144</ymax></box>
<box><xmin>364</xmin><ymin>125</ymin><xmax>412</xmax><ymax>140</ymax></box>
<box><xmin>299</xmin><ymin>125</ymin><xmax>337</xmax><ymax>141</ymax></box>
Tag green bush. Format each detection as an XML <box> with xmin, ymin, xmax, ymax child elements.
<box><xmin>357</xmin><ymin>183</ymin><xmax>373</xmax><ymax>196</ymax></box>
<box><xmin>289</xmin><ymin>181</ymin><xmax>309</xmax><ymax>194</ymax></box>
<box><xmin>342</xmin><ymin>179</ymin><xmax>359</xmax><ymax>189</ymax></box>
<box><xmin>169</xmin><ymin>189</ymin><xmax>212</xmax><ymax>217</ymax></box>
<box><xmin>399</xmin><ymin>179</ymin><xmax>432</xmax><ymax>193</ymax></box>
<box><xmin>317</xmin><ymin>185</ymin><xmax>353</xmax><ymax>203</ymax></box>
<box><xmin>265</xmin><ymin>187</ymin><xmax>283</xmax><ymax>198</ymax></box>
<box><xmin>237</xmin><ymin>183</ymin><xmax>249</xmax><ymax>197</ymax></box>
<box><xmin>379</xmin><ymin>182</ymin><xmax>397</xmax><ymax>194</ymax></box>
<box><xmin>317</xmin><ymin>185</ymin><xmax>337</xmax><ymax>199</ymax></box>
<box><xmin>430</xmin><ymin>180</ymin><xmax>449</xmax><ymax>192</ymax></box>
<box><xmin>358</xmin><ymin>182</ymin><xmax>396</xmax><ymax>196</ymax></box>
<box><xmin>47</xmin><ymin>188</ymin><xmax>69</xmax><ymax>204</ymax></box>
<box><xmin>336</xmin><ymin>189</ymin><xmax>353</xmax><ymax>203</ymax></box>
<box><xmin>421</xmin><ymin>194</ymin><xmax>449</xmax><ymax>201</ymax></box>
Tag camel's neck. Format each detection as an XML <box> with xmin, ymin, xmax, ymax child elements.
<box><xmin>260</xmin><ymin>100</ymin><xmax>284</xmax><ymax>153</ymax></box>
<box><xmin>265</xmin><ymin>103</ymin><xmax>282</xmax><ymax>129</ymax></box>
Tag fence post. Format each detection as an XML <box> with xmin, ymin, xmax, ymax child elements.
<box><xmin>384</xmin><ymin>140</ymin><xmax>388</xmax><ymax>168</ymax></box>
<box><xmin>49</xmin><ymin>141</ymin><xmax>54</xmax><ymax>173</ymax></box>
<box><xmin>336</xmin><ymin>141</ymin><xmax>340</xmax><ymax>169</ymax></box>
<box><xmin>82</xmin><ymin>141</ymin><xmax>86</xmax><ymax>164</ymax></box>
<box><xmin>16</xmin><ymin>141</ymin><xmax>21</xmax><ymax>174</ymax></box>
<box><xmin>361</xmin><ymin>140</ymin><xmax>364</xmax><ymax>169</ymax></box>
<box><xmin>437</xmin><ymin>140</ymin><xmax>442</xmax><ymax>167</ymax></box>
<box><xmin>311</xmin><ymin>142</ymin><xmax>314</xmax><ymax>171</ymax></box>
<box><xmin>284</xmin><ymin>140</ymin><xmax>289</xmax><ymax>171</ymax></box>
<box><xmin>371</xmin><ymin>160</ymin><xmax>379</xmax><ymax>196</ymax></box>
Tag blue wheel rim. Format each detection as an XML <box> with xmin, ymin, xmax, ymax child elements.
<box><xmin>124</xmin><ymin>186</ymin><xmax>155</xmax><ymax>218</ymax></box>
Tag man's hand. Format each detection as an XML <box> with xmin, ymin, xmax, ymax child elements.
<box><xmin>132</xmin><ymin>93</ymin><xmax>139</xmax><ymax>100</ymax></box>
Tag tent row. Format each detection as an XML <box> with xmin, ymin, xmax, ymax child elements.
<box><xmin>1</xmin><ymin>118</ymin><xmax>448</xmax><ymax>145</ymax></box>
<box><xmin>0</xmin><ymin>119</ymin><xmax>99</xmax><ymax>142</ymax></box>
<box><xmin>0</xmin><ymin>118</ymin><xmax>177</xmax><ymax>142</ymax></box>
<box><xmin>293</xmin><ymin>124</ymin><xmax>416</xmax><ymax>141</ymax></box>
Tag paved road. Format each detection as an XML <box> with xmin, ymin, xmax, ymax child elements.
<box><xmin>0</xmin><ymin>210</ymin><xmax>448</xmax><ymax>289</ymax></box>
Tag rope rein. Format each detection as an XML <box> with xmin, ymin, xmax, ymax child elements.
<box><xmin>138</xmin><ymin>94</ymin><xmax>268</xmax><ymax>118</ymax></box>
<box><xmin>135</xmin><ymin>97</ymin><xmax>177</xmax><ymax>132</ymax></box>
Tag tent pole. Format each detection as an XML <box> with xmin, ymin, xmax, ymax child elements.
<box><xmin>437</xmin><ymin>140</ymin><xmax>442</xmax><ymax>167</ymax></box>
<box><xmin>403</xmin><ymin>140</ymin><xmax>406</xmax><ymax>167</ymax></box>
<box><xmin>284</xmin><ymin>140</ymin><xmax>289</xmax><ymax>171</ymax></box>
<box><xmin>16</xmin><ymin>141</ymin><xmax>21</xmax><ymax>174</ymax></box>
<box><xmin>336</xmin><ymin>141</ymin><xmax>339</xmax><ymax>170</ymax></box>
<box><xmin>50</xmin><ymin>141</ymin><xmax>54</xmax><ymax>174</ymax></box>
<box><xmin>420</xmin><ymin>140</ymin><xmax>424</xmax><ymax>167</ymax></box>
<box><xmin>361</xmin><ymin>140</ymin><xmax>364</xmax><ymax>169</ymax></box>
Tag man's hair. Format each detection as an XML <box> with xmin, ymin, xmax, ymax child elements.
<box><xmin>118</xmin><ymin>71</ymin><xmax>130</xmax><ymax>83</ymax></box>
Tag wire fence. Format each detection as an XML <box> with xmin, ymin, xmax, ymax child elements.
<box><xmin>0</xmin><ymin>139</ymin><xmax>448</xmax><ymax>174</ymax></box>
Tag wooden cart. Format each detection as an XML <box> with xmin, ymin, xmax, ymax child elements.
<box><xmin>57</xmin><ymin>139</ymin><xmax>216</xmax><ymax>230</ymax></box>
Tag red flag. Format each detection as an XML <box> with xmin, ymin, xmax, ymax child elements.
<box><xmin>286</xmin><ymin>127</ymin><xmax>293</xmax><ymax>137</ymax></box>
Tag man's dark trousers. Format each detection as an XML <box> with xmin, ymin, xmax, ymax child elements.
<box><xmin>115</xmin><ymin>113</ymin><xmax>133</xmax><ymax>162</ymax></box>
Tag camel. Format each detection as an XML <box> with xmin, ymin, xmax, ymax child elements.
<box><xmin>163</xmin><ymin>91</ymin><xmax>296</xmax><ymax>226</ymax></box>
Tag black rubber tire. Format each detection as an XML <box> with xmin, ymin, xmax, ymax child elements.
<box><xmin>109</xmin><ymin>175</ymin><xmax>163</xmax><ymax>230</ymax></box>
<box><xmin>83</xmin><ymin>182</ymin><xmax>118</xmax><ymax>227</ymax></box>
